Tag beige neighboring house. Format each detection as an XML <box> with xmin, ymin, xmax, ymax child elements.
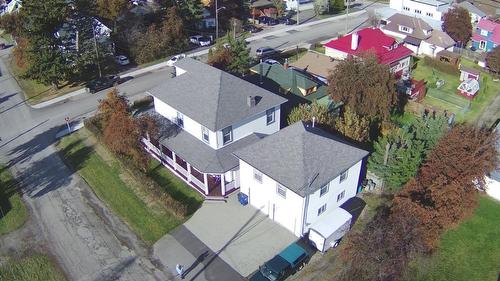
<box><xmin>381</xmin><ymin>13</ymin><xmax>455</xmax><ymax>58</ymax></box>
<box><xmin>290</xmin><ymin>51</ymin><xmax>340</xmax><ymax>84</ymax></box>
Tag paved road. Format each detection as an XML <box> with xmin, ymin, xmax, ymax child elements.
<box><xmin>0</xmin><ymin>3</ymin><xmax>385</xmax><ymax>279</ymax></box>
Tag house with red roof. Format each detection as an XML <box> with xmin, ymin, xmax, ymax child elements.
<box><xmin>472</xmin><ymin>18</ymin><xmax>500</xmax><ymax>52</ymax></box>
<box><xmin>323</xmin><ymin>28</ymin><xmax>414</xmax><ymax>77</ymax></box>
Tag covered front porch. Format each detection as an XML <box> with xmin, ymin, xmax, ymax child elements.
<box><xmin>143</xmin><ymin>138</ymin><xmax>238</xmax><ymax>199</ymax></box>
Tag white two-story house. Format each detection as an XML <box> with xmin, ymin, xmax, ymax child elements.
<box><xmin>389</xmin><ymin>0</ymin><xmax>452</xmax><ymax>21</ymax></box>
<box><xmin>143</xmin><ymin>58</ymin><xmax>287</xmax><ymax>199</ymax></box>
<box><xmin>234</xmin><ymin>121</ymin><xmax>369</xmax><ymax>237</ymax></box>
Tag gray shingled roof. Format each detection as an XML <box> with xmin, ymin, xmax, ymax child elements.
<box><xmin>457</xmin><ymin>1</ymin><xmax>487</xmax><ymax>17</ymax></box>
<box><xmin>234</xmin><ymin>121</ymin><xmax>369</xmax><ymax>197</ymax></box>
<box><xmin>148</xmin><ymin>58</ymin><xmax>287</xmax><ymax>131</ymax></box>
<box><xmin>383</xmin><ymin>13</ymin><xmax>432</xmax><ymax>40</ymax></box>
<box><xmin>152</xmin><ymin>113</ymin><xmax>265</xmax><ymax>173</ymax></box>
<box><xmin>424</xmin><ymin>29</ymin><xmax>455</xmax><ymax>48</ymax></box>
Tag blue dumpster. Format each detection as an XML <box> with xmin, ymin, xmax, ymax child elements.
<box><xmin>238</xmin><ymin>192</ymin><xmax>249</xmax><ymax>206</ymax></box>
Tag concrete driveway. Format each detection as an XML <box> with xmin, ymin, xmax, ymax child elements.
<box><xmin>184</xmin><ymin>194</ymin><xmax>298</xmax><ymax>277</ymax></box>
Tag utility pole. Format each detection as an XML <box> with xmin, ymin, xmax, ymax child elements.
<box><xmin>233</xmin><ymin>20</ymin><xmax>236</xmax><ymax>39</ymax></box>
<box><xmin>215</xmin><ymin>0</ymin><xmax>226</xmax><ymax>40</ymax></box>
<box><xmin>92</xmin><ymin>25</ymin><xmax>102</xmax><ymax>78</ymax></box>
<box><xmin>344</xmin><ymin>0</ymin><xmax>349</xmax><ymax>34</ymax></box>
<box><xmin>296</xmin><ymin>0</ymin><xmax>300</xmax><ymax>25</ymax></box>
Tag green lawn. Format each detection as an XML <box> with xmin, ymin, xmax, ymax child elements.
<box><xmin>0</xmin><ymin>253</ymin><xmax>66</xmax><ymax>281</ymax></box>
<box><xmin>57</xmin><ymin>132</ymin><xmax>182</xmax><ymax>244</ymax></box>
<box><xmin>412</xmin><ymin>58</ymin><xmax>499</xmax><ymax>123</ymax></box>
<box><xmin>148</xmin><ymin>160</ymin><xmax>203</xmax><ymax>216</ymax></box>
<box><xmin>406</xmin><ymin>196</ymin><xmax>500</xmax><ymax>281</ymax></box>
<box><xmin>9</xmin><ymin>59</ymin><xmax>84</xmax><ymax>105</ymax></box>
<box><xmin>0</xmin><ymin>165</ymin><xmax>28</xmax><ymax>235</ymax></box>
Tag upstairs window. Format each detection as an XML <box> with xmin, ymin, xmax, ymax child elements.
<box><xmin>340</xmin><ymin>170</ymin><xmax>348</xmax><ymax>183</ymax></box>
<box><xmin>266</xmin><ymin>108</ymin><xmax>275</xmax><ymax>125</ymax></box>
<box><xmin>276</xmin><ymin>184</ymin><xmax>287</xmax><ymax>198</ymax></box>
<box><xmin>320</xmin><ymin>184</ymin><xmax>329</xmax><ymax>197</ymax></box>
<box><xmin>254</xmin><ymin>169</ymin><xmax>263</xmax><ymax>183</ymax></box>
<box><xmin>415</xmin><ymin>9</ymin><xmax>421</xmax><ymax>14</ymax></box>
<box><xmin>222</xmin><ymin>126</ymin><xmax>232</xmax><ymax>144</ymax></box>
<box><xmin>480</xmin><ymin>29</ymin><xmax>488</xmax><ymax>36</ymax></box>
<box><xmin>176</xmin><ymin>112</ymin><xmax>184</xmax><ymax>128</ymax></box>
<box><xmin>403</xmin><ymin>6</ymin><xmax>410</xmax><ymax>11</ymax></box>
<box><xmin>201</xmin><ymin>126</ymin><xmax>210</xmax><ymax>143</ymax></box>
<box><xmin>399</xmin><ymin>25</ymin><xmax>411</xmax><ymax>33</ymax></box>
<box><xmin>426</xmin><ymin>12</ymin><xmax>433</xmax><ymax>17</ymax></box>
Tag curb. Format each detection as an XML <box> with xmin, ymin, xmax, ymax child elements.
<box><xmin>30</xmin><ymin>87</ymin><xmax>88</xmax><ymax>109</ymax></box>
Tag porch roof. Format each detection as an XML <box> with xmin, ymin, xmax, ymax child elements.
<box><xmin>154</xmin><ymin>113</ymin><xmax>265</xmax><ymax>174</ymax></box>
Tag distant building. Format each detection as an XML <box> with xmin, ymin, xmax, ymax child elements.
<box><xmin>472</xmin><ymin>18</ymin><xmax>500</xmax><ymax>52</ymax></box>
<box><xmin>455</xmin><ymin>1</ymin><xmax>487</xmax><ymax>23</ymax></box>
<box><xmin>389</xmin><ymin>0</ymin><xmax>451</xmax><ymax>21</ymax></box>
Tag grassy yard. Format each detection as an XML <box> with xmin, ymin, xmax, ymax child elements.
<box><xmin>0</xmin><ymin>253</ymin><xmax>66</xmax><ymax>281</ymax></box>
<box><xmin>0</xmin><ymin>165</ymin><xmax>28</xmax><ymax>235</ymax></box>
<box><xmin>9</xmin><ymin>59</ymin><xmax>84</xmax><ymax>105</ymax></box>
<box><xmin>148</xmin><ymin>160</ymin><xmax>203</xmax><ymax>215</ymax></box>
<box><xmin>57</xmin><ymin>131</ymin><xmax>183</xmax><ymax>244</ymax></box>
<box><xmin>412</xmin><ymin>58</ymin><xmax>499</xmax><ymax>123</ymax></box>
<box><xmin>405</xmin><ymin>196</ymin><xmax>500</xmax><ymax>281</ymax></box>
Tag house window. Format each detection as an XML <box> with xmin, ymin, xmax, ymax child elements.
<box><xmin>414</xmin><ymin>9</ymin><xmax>421</xmax><ymax>14</ymax></box>
<box><xmin>176</xmin><ymin>112</ymin><xmax>184</xmax><ymax>128</ymax></box>
<box><xmin>480</xmin><ymin>29</ymin><xmax>488</xmax><ymax>36</ymax></box>
<box><xmin>340</xmin><ymin>170</ymin><xmax>348</xmax><ymax>183</ymax></box>
<box><xmin>254</xmin><ymin>169</ymin><xmax>263</xmax><ymax>184</ymax></box>
<box><xmin>426</xmin><ymin>12</ymin><xmax>433</xmax><ymax>17</ymax></box>
<box><xmin>320</xmin><ymin>184</ymin><xmax>329</xmax><ymax>197</ymax></box>
<box><xmin>399</xmin><ymin>25</ymin><xmax>410</xmax><ymax>33</ymax></box>
<box><xmin>201</xmin><ymin>126</ymin><xmax>209</xmax><ymax>143</ymax></box>
<box><xmin>222</xmin><ymin>126</ymin><xmax>232</xmax><ymax>144</ymax></box>
<box><xmin>317</xmin><ymin>204</ymin><xmax>327</xmax><ymax>216</ymax></box>
<box><xmin>337</xmin><ymin>190</ymin><xmax>345</xmax><ymax>202</ymax></box>
<box><xmin>266</xmin><ymin>108</ymin><xmax>275</xmax><ymax>125</ymax></box>
<box><xmin>276</xmin><ymin>184</ymin><xmax>286</xmax><ymax>198</ymax></box>
<box><xmin>403</xmin><ymin>6</ymin><xmax>410</xmax><ymax>11</ymax></box>
<box><xmin>479</xmin><ymin>40</ymin><xmax>486</xmax><ymax>50</ymax></box>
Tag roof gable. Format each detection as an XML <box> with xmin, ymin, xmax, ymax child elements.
<box><xmin>148</xmin><ymin>58</ymin><xmax>287</xmax><ymax>131</ymax></box>
<box><xmin>234</xmin><ymin>122</ymin><xmax>369</xmax><ymax>197</ymax></box>
<box><xmin>384</xmin><ymin>13</ymin><xmax>432</xmax><ymax>40</ymax></box>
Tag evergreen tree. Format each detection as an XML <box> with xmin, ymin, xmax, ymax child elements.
<box><xmin>179</xmin><ymin>0</ymin><xmax>205</xmax><ymax>28</ymax></box>
<box><xmin>227</xmin><ymin>35</ymin><xmax>250</xmax><ymax>76</ymax></box>
<box><xmin>368</xmin><ymin>115</ymin><xmax>447</xmax><ymax>191</ymax></box>
<box><xmin>330</xmin><ymin>0</ymin><xmax>345</xmax><ymax>13</ymax></box>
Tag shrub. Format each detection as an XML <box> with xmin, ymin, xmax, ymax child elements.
<box><xmin>422</xmin><ymin>56</ymin><xmax>460</xmax><ymax>75</ymax></box>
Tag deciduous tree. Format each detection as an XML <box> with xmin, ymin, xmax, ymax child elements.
<box><xmin>334</xmin><ymin>106</ymin><xmax>370</xmax><ymax>143</ymax></box>
<box><xmin>98</xmin><ymin>89</ymin><xmax>129</xmax><ymax>124</ymax></box>
<box><xmin>0</xmin><ymin>12</ymin><xmax>23</xmax><ymax>37</ymax></box>
<box><xmin>96</xmin><ymin>0</ymin><xmax>129</xmax><ymax>31</ymax></box>
<box><xmin>442</xmin><ymin>7</ymin><xmax>472</xmax><ymax>47</ymax></box>
<box><xmin>287</xmin><ymin>101</ymin><xmax>335</xmax><ymax>130</ymax></box>
<box><xmin>272</xmin><ymin>0</ymin><xmax>286</xmax><ymax>17</ymax></box>
<box><xmin>207</xmin><ymin>33</ymin><xmax>250</xmax><ymax>75</ymax></box>
<box><xmin>328</xmin><ymin>53</ymin><xmax>398</xmax><ymax>121</ymax></box>
<box><xmin>486</xmin><ymin>45</ymin><xmax>500</xmax><ymax>73</ymax></box>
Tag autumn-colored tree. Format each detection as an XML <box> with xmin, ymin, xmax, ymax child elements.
<box><xmin>207</xmin><ymin>45</ymin><xmax>233</xmax><ymax>70</ymax></box>
<box><xmin>486</xmin><ymin>45</ymin><xmax>500</xmax><ymax>73</ymax></box>
<box><xmin>442</xmin><ymin>7</ymin><xmax>472</xmax><ymax>46</ymax></box>
<box><xmin>12</xmin><ymin>37</ymin><xmax>30</xmax><ymax>69</ymax></box>
<box><xmin>272</xmin><ymin>0</ymin><xmax>286</xmax><ymax>17</ymax></box>
<box><xmin>207</xmin><ymin>33</ymin><xmax>250</xmax><ymax>75</ymax></box>
<box><xmin>328</xmin><ymin>53</ymin><xmax>398</xmax><ymax>121</ymax></box>
<box><xmin>334</xmin><ymin>106</ymin><xmax>370</xmax><ymax>143</ymax></box>
<box><xmin>0</xmin><ymin>12</ymin><xmax>23</xmax><ymax>37</ymax></box>
<box><xmin>96</xmin><ymin>0</ymin><xmax>129</xmax><ymax>31</ymax></box>
<box><xmin>98</xmin><ymin>88</ymin><xmax>129</xmax><ymax>124</ymax></box>
<box><xmin>287</xmin><ymin>101</ymin><xmax>335</xmax><ymax>130</ymax></box>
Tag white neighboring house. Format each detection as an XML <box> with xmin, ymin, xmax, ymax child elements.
<box><xmin>0</xmin><ymin>0</ymin><xmax>21</xmax><ymax>15</ymax></box>
<box><xmin>234</xmin><ymin>121</ymin><xmax>369</xmax><ymax>237</ymax></box>
<box><xmin>455</xmin><ymin>1</ymin><xmax>487</xmax><ymax>24</ymax></box>
<box><xmin>143</xmin><ymin>58</ymin><xmax>287</xmax><ymax>199</ymax></box>
<box><xmin>380</xmin><ymin>13</ymin><xmax>455</xmax><ymax>57</ymax></box>
<box><xmin>389</xmin><ymin>0</ymin><xmax>451</xmax><ymax>21</ymax></box>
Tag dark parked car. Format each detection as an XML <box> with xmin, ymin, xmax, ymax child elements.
<box><xmin>87</xmin><ymin>75</ymin><xmax>121</xmax><ymax>94</ymax></box>
<box><xmin>243</xmin><ymin>25</ymin><xmax>262</xmax><ymax>33</ymax></box>
<box><xmin>0</xmin><ymin>43</ymin><xmax>6</xmax><ymax>49</ymax></box>
<box><xmin>278</xmin><ymin>17</ymin><xmax>296</xmax><ymax>25</ymax></box>
<box><xmin>267</xmin><ymin>18</ymin><xmax>279</xmax><ymax>26</ymax></box>
<box><xmin>258</xmin><ymin>16</ymin><xmax>271</xmax><ymax>24</ymax></box>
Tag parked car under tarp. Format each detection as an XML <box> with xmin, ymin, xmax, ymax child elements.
<box><xmin>308</xmin><ymin>208</ymin><xmax>352</xmax><ymax>252</ymax></box>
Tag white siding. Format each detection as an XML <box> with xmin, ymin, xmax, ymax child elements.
<box><xmin>325</xmin><ymin>47</ymin><xmax>349</xmax><ymax>60</ymax></box>
<box><xmin>390</xmin><ymin>56</ymin><xmax>412</xmax><ymax>73</ymax></box>
<box><xmin>239</xmin><ymin>160</ymin><xmax>305</xmax><ymax>237</ymax></box>
<box><xmin>381</xmin><ymin>28</ymin><xmax>407</xmax><ymax>40</ymax></box>
<box><xmin>153</xmin><ymin>96</ymin><xmax>218</xmax><ymax>149</ymax></box>
<box><xmin>304</xmin><ymin>160</ymin><xmax>363</xmax><ymax>232</ymax></box>
<box><xmin>216</xmin><ymin>107</ymin><xmax>281</xmax><ymax>148</ymax></box>
<box><xmin>390</xmin><ymin>0</ymin><xmax>449</xmax><ymax>21</ymax></box>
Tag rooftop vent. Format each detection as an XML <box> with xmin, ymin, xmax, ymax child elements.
<box><xmin>247</xmin><ymin>95</ymin><xmax>256</xmax><ymax>108</ymax></box>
